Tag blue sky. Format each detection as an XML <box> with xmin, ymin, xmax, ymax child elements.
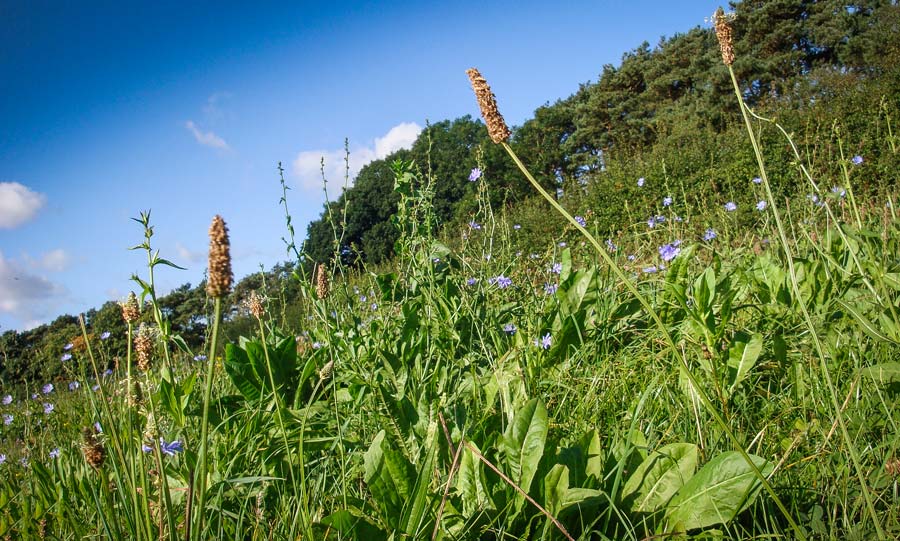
<box><xmin>1</xmin><ymin>0</ymin><xmax>715</xmax><ymax>331</ymax></box>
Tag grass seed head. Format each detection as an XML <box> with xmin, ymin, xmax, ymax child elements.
<box><xmin>244</xmin><ymin>291</ymin><xmax>266</xmax><ymax>319</ymax></box>
<box><xmin>206</xmin><ymin>215</ymin><xmax>233</xmax><ymax>298</ymax></box>
<box><xmin>134</xmin><ymin>323</ymin><xmax>154</xmax><ymax>372</ymax></box>
<box><xmin>316</xmin><ymin>263</ymin><xmax>330</xmax><ymax>300</ymax></box>
<box><xmin>121</xmin><ymin>292</ymin><xmax>141</xmax><ymax>324</ymax></box>
<box><xmin>714</xmin><ymin>7</ymin><xmax>735</xmax><ymax>66</ymax></box>
<box><xmin>466</xmin><ymin>68</ymin><xmax>511</xmax><ymax>144</ymax></box>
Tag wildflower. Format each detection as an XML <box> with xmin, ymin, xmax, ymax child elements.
<box><xmin>193</xmin><ymin>354</ymin><xmax>207</xmax><ymax>362</ymax></box>
<box><xmin>92</xmin><ymin>384</ymin><xmax>100</xmax><ymax>392</ymax></box>
<box><xmin>103</xmin><ymin>369</ymin><xmax>113</xmax><ymax>377</ymax></box>
<box><xmin>484</xmin><ymin>253</ymin><xmax>491</xmax><ymax>261</ymax></box>
<box><xmin>206</xmin><ymin>215</ymin><xmax>233</xmax><ymax>298</ymax></box>
<box><xmin>529</xmin><ymin>253</ymin><xmax>539</xmax><ymax>259</ymax></box>
<box><xmin>312</xmin><ymin>342</ymin><xmax>323</xmax><ymax>349</ymax></box>
<box><xmin>160</xmin><ymin>439</ymin><xmax>183</xmax><ymax>456</ymax></box>
<box><xmin>558</xmin><ymin>242</ymin><xmax>566</xmax><ymax>247</ymax></box>
<box><xmin>3</xmin><ymin>414</ymin><xmax>12</xmax><ymax>425</ymax></box>
<box><xmin>468</xmin><ymin>167</ymin><xmax>482</xmax><ymax>181</ymax></box>
<box><xmin>466</xmin><ymin>68</ymin><xmax>510</xmax><ymax>144</ymax></box>
<box><xmin>551</xmin><ymin>262</ymin><xmax>562</xmax><ymax>274</ymax></box>
<box><xmin>31</xmin><ymin>393</ymin><xmax>38</xmax><ymax>400</ymax></box>
<box><xmin>371</xmin><ymin>303</ymin><xmax>378</xmax><ymax>311</ymax></box>
<box><xmin>142</xmin><ymin>444</ymin><xmax>153</xmax><ymax>453</ymax></box>
<box><xmin>605</xmin><ymin>239</ymin><xmax>617</xmax><ymax>252</ymax></box>
<box><xmin>647</xmin><ymin>217</ymin><xmax>657</xmax><ymax>228</ymax></box>
<box><xmin>466</xmin><ymin>278</ymin><xmax>478</xmax><ymax>286</ymax></box>
<box><xmin>19</xmin><ymin>457</ymin><xmax>28</xmax><ymax>468</ymax></box>
<box><xmin>513</xmin><ymin>224</ymin><xmax>521</xmax><ymax>230</ymax></box>
<box><xmin>544</xmin><ymin>283</ymin><xmax>558</xmax><ymax>295</ymax></box>
<box><xmin>627</xmin><ymin>254</ymin><xmax>636</xmax><ymax>261</ymax></box>
<box><xmin>637</xmin><ymin>177</ymin><xmax>645</xmax><ymax>187</ymax></box>
<box><xmin>63</xmin><ymin>343</ymin><xmax>74</xmax><ymax>351</ymax></box>
<box><xmin>2</xmin><ymin>394</ymin><xmax>11</xmax><ymax>405</ymax></box>
<box><xmin>0</xmin><ymin>454</ymin><xmax>5</xmax><ymax>465</ymax></box>
<box><xmin>663</xmin><ymin>196</ymin><xmax>673</xmax><ymax>207</ymax></box>
<box><xmin>468</xmin><ymin>220</ymin><xmax>481</xmax><ymax>230</ymax></box>
<box><xmin>94</xmin><ymin>422</ymin><xmax>102</xmax><ymax>433</ymax></box>
<box><xmin>831</xmin><ymin>186</ymin><xmax>846</xmax><ymax>198</ymax></box>
<box><xmin>851</xmin><ymin>155</ymin><xmax>863</xmax><ymax>165</ymax></box>
<box><xmin>659</xmin><ymin>243</ymin><xmax>681</xmax><ymax>262</ymax></box>
<box><xmin>489</xmin><ymin>275</ymin><xmax>513</xmax><ymax>289</ymax></box>
<box><xmin>655</xmin><ymin>215</ymin><xmax>666</xmax><ymax>223</ymax></box>
<box><xmin>724</xmin><ymin>201</ymin><xmax>737</xmax><ymax>212</ymax></box>
<box><xmin>100</xmin><ymin>331</ymin><xmax>111</xmax><ymax>340</ymax></box>
<box><xmin>534</xmin><ymin>333</ymin><xmax>552</xmax><ymax>350</ymax></box>
<box><xmin>756</xmin><ymin>200</ymin><xmax>767</xmax><ymax>211</ymax></box>
<box><xmin>503</xmin><ymin>323</ymin><xmax>517</xmax><ymax>335</ymax></box>
<box><xmin>49</xmin><ymin>448</ymin><xmax>60</xmax><ymax>459</ymax></box>
<box><xmin>752</xmin><ymin>177</ymin><xmax>762</xmax><ymax>184</ymax></box>
<box><xmin>643</xmin><ymin>266</ymin><xmax>659</xmax><ymax>274</ymax></box>
<box><xmin>61</xmin><ymin>353</ymin><xmax>72</xmax><ymax>362</ymax></box>
<box><xmin>703</xmin><ymin>228</ymin><xmax>717</xmax><ymax>241</ymax></box>
<box><xmin>68</xmin><ymin>381</ymin><xmax>80</xmax><ymax>391</ymax></box>
<box><xmin>42</xmin><ymin>383</ymin><xmax>53</xmax><ymax>395</ymax></box>
<box><xmin>674</xmin><ymin>215</ymin><xmax>683</xmax><ymax>222</ymax></box>
<box><xmin>574</xmin><ymin>215</ymin><xmax>587</xmax><ymax>227</ymax></box>
<box><xmin>43</xmin><ymin>403</ymin><xmax>54</xmax><ymax>415</ymax></box>
<box><xmin>244</xmin><ymin>291</ymin><xmax>266</xmax><ymax>320</ymax></box>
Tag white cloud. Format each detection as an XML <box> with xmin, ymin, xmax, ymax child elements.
<box><xmin>175</xmin><ymin>242</ymin><xmax>204</xmax><ymax>264</ymax></box>
<box><xmin>185</xmin><ymin>120</ymin><xmax>230</xmax><ymax>150</ymax></box>
<box><xmin>292</xmin><ymin>122</ymin><xmax>422</xmax><ymax>191</ymax></box>
<box><xmin>203</xmin><ymin>92</ymin><xmax>231</xmax><ymax>123</ymax></box>
<box><xmin>0</xmin><ymin>182</ymin><xmax>46</xmax><ymax>229</ymax></box>
<box><xmin>0</xmin><ymin>250</ymin><xmax>68</xmax><ymax>328</ymax></box>
<box><xmin>23</xmin><ymin>248</ymin><xmax>70</xmax><ymax>272</ymax></box>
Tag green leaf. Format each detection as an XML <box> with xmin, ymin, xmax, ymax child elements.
<box><xmin>836</xmin><ymin>299</ymin><xmax>899</xmax><ymax>344</ymax></box>
<box><xmin>665</xmin><ymin>451</ymin><xmax>773</xmax><ymax>531</ymax></box>
<box><xmin>622</xmin><ymin>443</ymin><xmax>698</xmax><ymax>513</ymax></box>
<box><xmin>154</xmin><ymin>257</ymin><xmax>187</xmax><ymax>270</ymax></box>
<box><xmin>727</xmin><ymin>334</ymin><xmax>763</xmax><ymax>393</ymax></box>
<box><xmin>456</xmin><ymin>441</ymin><xmax>494</xmax><ymax>516</ymax></box>
<box><xmin>364</xmin><ymin>430</ymin><xmax>414</xmax><ymax>530</ymax></box>
<box><xmin>223</xmin><ymin>343</ymin><xmax>263</xmax><ymax>401</ymax></box>
<box><xmin>499</xmin><ymin>399</ymin><xmax>548</xmax><ymax>512</ymax></box>
<box><xmin>860</xmin><ymin>363</ymin><xmax>900</xmax><ymax>385</ymax></box>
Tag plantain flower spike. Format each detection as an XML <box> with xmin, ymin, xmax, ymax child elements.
<box><xmin>82</xmin><ymin>426</ymin><xmax>106</xmax><ymax>469</ymax></box>
<box><xmin>713</xmin><ymin>7</ymin><xmax>735</xmax><ymax>66</ymax></box>
<box><xmin>316</xmin><ymin>263</ymin><xmax>330</xmax><ymax>300</ymax></box>
<box><xmin>206</xmin><ymin>215</ymin><xmax>233</xmax><ymax>298</ymax></box>
<box><xmin>466</xmin><ymin>68</ymin><xmax>511</xmax><ymax>144</ymax></box>
<box><xmin>121</xmin><ymin>292</ymin><xmax>141</xmax><ymax>324</ymax></box>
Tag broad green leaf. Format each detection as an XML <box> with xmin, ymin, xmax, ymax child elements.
<box><xmin>500</xmin><ymin>399</ymin><xmax>548</xmax><ymax>511</ymax></box>
<box><xmin>727</xmin><ymin>334</ymin><xmax>763</xmax><ymax>393</ymax></box>
<box><xmin>224</xmin><ymin>343</ymin><xmax>263</xmax><ymax>401</ymax></box>
<box><xmin>456</xmin><ymin>441</ymin><xmax>494</xmax><ymax>516</ymax></box>
<box><xmin>837</xmin><ymin>299</ymin><xmax>899</xmax><ymax>344</ymax></box>
<box><xmin>399</xmin><ymin>419</ymin><xmax>438</xmax><ymax>537</ymax></box>
<box><xmin>622</xmin><ymin>443</ymin><xmax>698</xmax><ymax>513</ymax></box>
<box><xmin>364</xmin><ymin>430</ymin><xmax>414</xmax><ymax>530</ymax></box>
<box><xmin>543</xmin><ymin>464</ymin><xmax>569</xmax><ymax>515</ymax></box>
<box><xmin>860</xmin><ymin>363</ymin><xmax>900</xmax><ymax>385</ymax></box>
<box><xmin>665</xmin><ymin>451</ymin><xmax>773</xmax><ymax>531</ymax></box>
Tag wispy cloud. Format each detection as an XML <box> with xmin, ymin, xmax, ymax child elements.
<box><xmin>0</xmin><ymin>250</ymin><xmax>68</xmax><ymax>329</ymax></box>
<box><xmin>175</xmin><ymin>242</ymin><xmax>205</xmax><ymax>264</ymax></box>
<box><xmin>292</xmin><ymin>122</ymin><xmax>421</xmax><ymax>191</ymax></box>
<box><xmin>23</xmin><ymin>248</ymin><xmax>71</xmax><ymax>272</ymax></box>
<box><xmin>203</xmin><ymin>92</ymin><xmax>232</xmax><ymax>123</ymax></box>
<box><xmin>0</xmin><ymin>182</ymin><xmax>46</xmax><ymax>229</ymax></box>
<box><xmin>185</xmin><ymin>120</ymin><xmax>230</xmax><ymax>150</ymax></box>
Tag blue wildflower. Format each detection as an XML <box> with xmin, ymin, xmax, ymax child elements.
<box><xmin>831</xmin><ymin>186</ymin><xmax>846</xmax><ymax>198</ymax></box>
<box><xmin>489</xmin><ymin>275</ymin><xmax>513</xmax><ymax>289</ymax></box>
<box><xmin>637</xmin><ymin>177</ymin><xmax>645</xmax><ymax>187</ymax></box>
<box><xmin>513</xmin><ymin>224</ymin><xmax>521</xmax><ymax>230</ymax></box>
<box><xmin>558</xmin><ymin>242</ymin><xmax>567</xmax><ymax>247</ymax></box>
<box><xmin>756</xmin><ymin>200</ymin><xmax>767</xmax><ymax>211</ymax></box>
<box><xmin>503</xmin><ymin>323</ymin><xmax>517</xmax><ymax>335</ymax></box>
<box><xmin>0</xmin><ymin>454</ymin><xmax>5</xmax><ymax>464</ymax></box>
<box><xmin>193</xmin><ymin>354</ymin><xmax>207</xmax><ymax>362</ymax></box>
<box><xmin>605</xmin><ymin>239</ymin><xmax>617</xmax><ymax>252</ymax></box>
<box><xmin>3</xmin><ymin>414</ymin><xmax>12</xmax><ymax>425</ymax></box>
<box><xmin>851</xmin><ymin>155</ymin><xmax>863</xmax><ymax>165</ymax></box>
<box><xmin>752</xmin><ymin>177</ymin><xmax>762</xmax><ymax>184</ymax></box>
<box><xmin>469</xmin><ymin>220</ymin><xmax>481</xmax><ymax>230</ymax></box>
<box><xmin>663</xmin><ymin>196</ymin><xmax>673</xmax><ymax>207</ymax></box>
<box><xmin>703</xmin><ymin>228</ymin><xmax>717</xmax><ymax>241</ymax></box>
<box><xmin>574</xmin><ymin>215</ymin><xmax>587</xmax><ymax>227</ymax></box>
<box><xmin>43</xmin><ymin>403</ymin><xmax>54</xmax><ymax>415</ymax></box>
<box><xmin>551</xmin><ymin>263</ymin><xmax>562</xmax><ymax>274</ymax></box>
<box><xmin>49</xmin><ymin>448</ymin><xmax>60</xmax><ymax>459</ymax></box>
<box><xmin>160</xmin><ymin>439</ymin><xmax>183</xmax><ymax>456</ymax></box>
<box><xmin>2</xmin><ymin>394</ymin><xmax>11</xmax><ymax>405</ymax></box>
<box><xmin>100</xmin><ymin>331</ymin><xmax>111</xmax><ymax>340</ymax></box>
<box><xmin>61</xmin><ymin>353</ymin><xmax>72</xmax><ymax>362</ymax></box>
<box><xmin>627</xmin><ymin>254</ymin><xmax>636</xmax><ymax>261</ymax></box>
<box><xmin>68</xmin><ymin>381</ymin><xmax>80</xmax><ymax>391</ymax></box>
<box><xmin>42</xmin><ymin>383</ymin><xmax>53</xmax><ymax>395</ymax></box>
<box><xmin>544</xmin><ymin>283</ymin><xmax>558</xmax><ymax>295</ymax></box>
<box><xmin>724</xmin><ymin>202</ymin><xmax>737</xmax><ymax>212</ymax></box>
<box><xmin>466</xmin><ymin>277</ymin><xmax>478</xmax><ymax>286</ymax></box>
<box><xmin>647</xmin><ymin>217</ymin><xmax>657</xmax><ymax>228</ymax></box>
<box><xmin>63</xmin><ymin>343</ymin><xmax>73</xmax><ymax>351</ymax></box>
<box><xmin>658</xmin><ymin>243</ymin><xmax>681</xmax><ymax>262</ymax></box>
<box><xmin>643</xmin><ymin>266</ymin><xmax>658</xmax><ymax>274</ymax></box>
<box><xmin>535</xmin><ymin>333</ymin><xmax>552</xmax><ymax>350</ymax></box>
<box><xmin>468</xmin><ymin>167</ymin><xmax>482</xmax><ymax>181</ymax></box>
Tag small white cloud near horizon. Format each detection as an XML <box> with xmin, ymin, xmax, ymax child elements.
<box><xmin>175</xmin><ymin>242</ymin><xmax>205</xmax><ymax>265</ymax></box>
<box><xmin>292</xmin><ymin>122</ymin><xmax>422</xmax><ymax>191</ymax></box>
<box><xmin>23</xmin><ymin>248</ymin><xmax>71</xmax><ymax>272</ymax></box>
<box><xmin>185</xmin><ymin>120</ymin><xmax>230</xmax><ymax>150</ymax></box>
<box><xmin>0</xmin><ymin>182</ymin><xmax>46</xmax><ymax>229</ymax></box>
<box><xmin>0</xmin><ymin>250</ymin><xmax>68</xmax><ymax>330</ymax></box>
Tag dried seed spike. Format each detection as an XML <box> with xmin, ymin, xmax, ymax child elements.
<box><xmin>82</xmin><ymin>426</ymin><xmax>106</xmax><ymax>469</ymax></box>
<box><xmin>714</xmin><ymin>7</ymin><xmax>735</xmax><ymax>66</ymax></box>
<box><xmin>466</xmin><ymin>68</ymin><xmax>511</xmax><ymax>144</ymax></box>
<box><xmin>206</xmin><ymin>215</ymin><xmax>233</xmax><ymax>298</ymax></box>
<box><xmin>121</xmin><ymin>292</ymin><xmax>141</xmax><ymax>324</ymax></box>
<box><xmin>316</xmin><ymin>263</ymin><xmax>330</xmax><ymax>300</ymax></box>
<box><xmin>134</xmin><ymin>323</ymin><xmax>154</xmax><ymax>372</ymax></box>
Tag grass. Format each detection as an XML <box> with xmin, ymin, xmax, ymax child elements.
<box><xmin>1</xmin><ymin>58</ymin><xmax>899</xmax><ymax>541</ymax></box>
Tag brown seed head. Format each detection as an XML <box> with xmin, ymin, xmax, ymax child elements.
<box><xmin>134</xmin><ymin>323</ymin><xmax>154</xmax><ymax>372</ymax></box>
<box><xmin>244</xmin><ymin>291</ymin><xmax>266</xmax><ymax>319</ymax></box>
<box><xmin>121</xmin><ymin>292</ymin><xmax>141</xmax><ymax>324</ymax></box>
<box><xmin>316</xmin><ymin>263</ymin><xmax>330</xmax><ymax>300</ymax></box>
<box><xmin>466</xmin><ymin>68</ymin><xmax>511</xmax><ymax>144</ymax></box>
<box><xmin>318</xmin><ymin>359</ymin><xmax>334</xmax><ymax>383</ymax></box>
<box><xmin>82</xmin><ymin>426</ymin><xmax>106</xmax><ymax>469</ymax></box>
<box><xmin>206</xmin><ymin>215</ymin><xmax>233</xmax><ymax>298</ymax></box>
<box><xmin>714</xmin><ymin>8</ymin><xmax>735</xmax><ymax>66</ymax></box>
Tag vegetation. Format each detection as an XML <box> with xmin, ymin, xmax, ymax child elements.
<box><xmin>1</xmin><ymin>1</ymin><xmax>899</xmax><ymax>539</ymax></box>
